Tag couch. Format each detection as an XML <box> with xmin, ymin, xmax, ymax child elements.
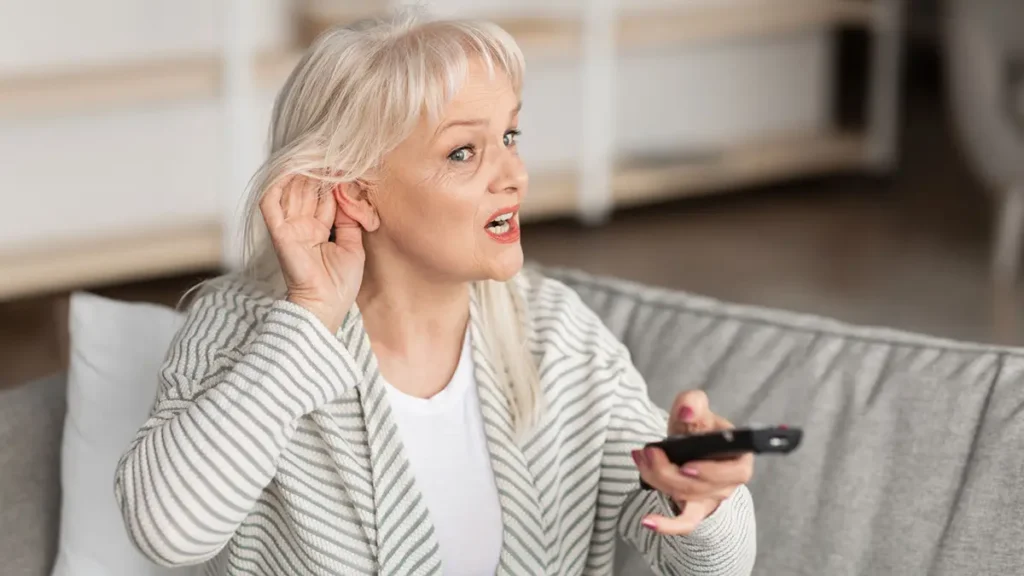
<box><xmin>2</xmin><ymin>265</ymin><xmax>1023</xmax><ymax>575</ymax></box>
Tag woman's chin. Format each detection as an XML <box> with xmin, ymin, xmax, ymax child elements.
<box><xmin>487</xmin><ymin>247</ymin><xmax>524</xmax><ymax>281</ymax></box>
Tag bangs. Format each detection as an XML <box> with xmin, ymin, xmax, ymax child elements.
<box><xmin>379</xmin><ymin>18</ymin><xmax>526</xmax><ymax>131</ymax></box>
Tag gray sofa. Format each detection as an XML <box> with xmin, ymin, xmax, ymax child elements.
<box><xmin>3</xmin><ymin>266</ymin><xmax>1023</xmax><ymax>575</ymax></box>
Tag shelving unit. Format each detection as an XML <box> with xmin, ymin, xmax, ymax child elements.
<box><xmin>1</xmin><ymin>0</ymin><xmax>890</xmax><ymax>119</ymax></box>
<box><xmin>0</xmin><ymin>0</ymin><xmax>904</xmax><ymax>300</ymax></box>
<box><xmin>0</xmin><ymin>51</ymin><xmax>295</xmax><ymax>121</ymax></box>
<box><xmin>521</xmin><ymin>131</ymin><xmax>867</xmax><ymax>220</ymax></box>
<box><xmin>0</xmin><ymin>223</ymin><xmax>222</xmax><ymax>301</ymax></box>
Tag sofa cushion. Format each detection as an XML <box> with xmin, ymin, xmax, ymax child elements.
<box><xmin>543</xmin><ymin>266</ymin><xmax>1024</xmax><ymax>576</ymax></box>
<box><xmin>52</xmin><ymin>292</ymin><xmax>193</xmax><ymax>576</ymax></box>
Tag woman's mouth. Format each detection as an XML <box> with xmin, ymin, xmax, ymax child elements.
<box><xmin>485</xmin><ymin>207</ymin><xmax>521</xmax><ymax>243</ymax></box>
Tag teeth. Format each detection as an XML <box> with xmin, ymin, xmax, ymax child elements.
<box><xmin>486</xmin><ymin>211</ymin><xmax>516</xmax><ymax>233</ymax></box>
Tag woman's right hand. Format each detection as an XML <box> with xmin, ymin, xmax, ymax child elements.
<box><xmin>260</xmin><ymin>174</ymin><xmax>365</xmax><ymax>334</ymax></box>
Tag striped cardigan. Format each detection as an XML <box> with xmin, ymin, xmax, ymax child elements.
<box><xmin>114</xmin><ymin>268</ymin><xmax>756</xmax><ymax>575</ymax></box>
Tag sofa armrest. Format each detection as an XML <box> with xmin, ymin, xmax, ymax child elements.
<box><xmin>0</xmin><ymin>372</ymin><xmax>67</xmax><ymax>576</ymax></box>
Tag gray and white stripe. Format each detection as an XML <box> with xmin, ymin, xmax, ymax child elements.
<box><xmin>114</xmin><ymin>271</ymin><xmax>756</xmax><ymax>575</ymax></box>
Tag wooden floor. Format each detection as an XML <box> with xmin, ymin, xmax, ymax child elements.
<box><xmin>1</xmin><ymin>45</ymin><xmax>1017</xmax><ymax>390</ymax></box>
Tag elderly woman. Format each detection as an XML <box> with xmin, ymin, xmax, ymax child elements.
<box><xmin>114</xmin><ymin>11</ymin><xmax>757</xmax><ymax>576</ymax></box>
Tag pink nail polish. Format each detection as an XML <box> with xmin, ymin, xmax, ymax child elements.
<box><xmin>680</xmin><ymin>466</ymin><xmax>700</xmax><ymax>478</ymax></box>
<box><xmin>678</xmin><ymin>406</ymin><xmax>694</xmax><ymax>422</ymax></box>
<box><xmin>631</xmin><ymin>450</ymin><xmax>643</xmax><ymax>467</ymax></box>
<box><xmin>641</xmin><ymin>518</ymin><xmax>658</xmax><ymax>531</ymax></box>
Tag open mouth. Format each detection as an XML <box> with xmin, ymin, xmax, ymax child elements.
<box><xmin>484</xmin><ymin>206</ymin><xmax>521</xmax><ymax>242</ymax></box>
<box><xmin>485</xmin><ymin>211</ymin><xmax>515</xmax><ymax>234</ymax></box>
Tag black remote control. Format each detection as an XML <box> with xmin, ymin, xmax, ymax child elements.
<box><xmin>638</xmin><ymin>426</ymin><xmax>802</xmax><ymax>490</ymax></box>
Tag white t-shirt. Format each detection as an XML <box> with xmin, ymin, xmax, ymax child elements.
<box><xmin>383</xmin><ymin>332</ymin><xmax>503</xmax><ymax>576</ymax></box>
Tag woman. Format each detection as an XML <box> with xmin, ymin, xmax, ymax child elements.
<box><xmin>115</xmin><ymin>11</ymin><xmax>757</xmax><ymax>576</ymax></box>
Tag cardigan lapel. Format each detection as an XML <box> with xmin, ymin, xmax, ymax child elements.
<box><xmin>304</xmin><ymin>307</ymin><xmax>380</xmax><ymax>558</ymax></box>
<box><xmin>468</xmin><ymin>287</ymin><xmax>550</xmax><ymax>575</ymax></box>
<box><xmin>341</xmin><ymin>304</ymin><xmax>444</xmax><ymax>575</ymax></box>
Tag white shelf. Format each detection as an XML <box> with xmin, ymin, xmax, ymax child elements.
<box><xmin>0</xmin><ymin>52</ymin><xmax>294</xmax><ymax>120</ymax></box>
<box><xmin>618</xmin><ymin>0</ymin><xmax>874</xmax><ymax>49</ymax></box>
<box><xmin>495</xmin><ymin>0</ymin><xmax>875</xmax><ymax>56</ymax></box>
<box><xmin>0</xmin><ymin>222</ymin><xmax>222</xmax><ymax>300</ymax></box>
<box><xmin>520</xmin><ymin>131</ymin><xmax>867</xmax><ymax>221</ymax></box>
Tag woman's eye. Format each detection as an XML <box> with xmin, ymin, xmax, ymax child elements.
<box><xmin>503</xmin><ymin>129</ymin><xmax>521</xmax><ymax>147</ymax></box>
<box><xmin>448</xmin><ymin>146</ymin><xmax>474</xmax><ymax>162</ymax></box>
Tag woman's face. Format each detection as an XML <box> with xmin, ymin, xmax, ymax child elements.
<box><xmin>368</xmin><ymin>58</ymin><xmax>527</xmax><ymax>284</ymax></box>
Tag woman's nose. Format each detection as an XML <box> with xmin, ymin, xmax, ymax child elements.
<box><xmin>489</xmin><ymin>149</ymin><xmax>527</xmax><ymax>195</ymax></box>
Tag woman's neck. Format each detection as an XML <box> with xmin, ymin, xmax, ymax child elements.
<box><xmin>356</xmin><ymin>261</ymin><xmax>471</xmax><ymax>358</ymax></box>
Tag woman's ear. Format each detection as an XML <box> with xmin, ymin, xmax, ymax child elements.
<box><xmin>332</xmin><ymin>180</ymin><xmax>380</xmax><ymax>232</ymax></box>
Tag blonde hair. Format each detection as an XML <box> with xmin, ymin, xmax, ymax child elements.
<box><xmin>224</xmin><ymin>10</ymin><xmax>541</xmax><ymax>434</ymax></box>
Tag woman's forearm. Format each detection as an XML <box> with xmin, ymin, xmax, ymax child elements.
<box><xmin>113</xmin><ymin>300</ymin><xmax>362</xmax><ymax>567</ymax></box>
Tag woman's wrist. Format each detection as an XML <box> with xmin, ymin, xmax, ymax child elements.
<box><xmin>670</xmin><ymin>497</ymin><xmax>721</xmax><ymax>522</ymax></box>
<box><xmin>285</xmin><ymin>295</ymin><xmax>344</xmax><ymax>335</ymax></box>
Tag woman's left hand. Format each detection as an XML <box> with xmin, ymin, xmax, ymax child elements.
<box><xmin>631</xmin><ymin>390</ymin><xmax>753</xmax><ymax>536</ymax></box>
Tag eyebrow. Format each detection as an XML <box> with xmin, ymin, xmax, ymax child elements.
<box><xmin>435</xmin><ymin>101</ymin><xmax>523</xmax><ymax>136</ymax></box>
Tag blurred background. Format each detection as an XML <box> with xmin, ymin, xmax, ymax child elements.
<box><xmin>1</xmin><ymin>0</ymin><xmax>1023</xmax><ymax>390</ymax></box>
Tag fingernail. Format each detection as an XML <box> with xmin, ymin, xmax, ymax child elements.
<box><xmin>779</xmin><ymin>424</ymin><xmax>789</xmax><ymax>430</ymax></box>
<box><xmin>678</xmin><ymin>406</ymin><xmax>694</xmax><ymax>422</ymax></box>
<box><xmin>641</xmin><ymin>518</ymin><xmax>658</xmax><ymax>531</ymax></box>
<box><xmin>680</xmin><ymin>466</ymin><xmax>700</xmax><ymax>478</ymax></box>
<box><xmin>643</xmin><ymin>447</ymin><xmax>655</xmax><ymax>465</ymax></box>
<box><xmin>631</xmin><ymin>450</ymin><xmax>644</xmax><ymax>467</ymax></box>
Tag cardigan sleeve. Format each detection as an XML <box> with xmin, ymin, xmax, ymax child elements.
<box><xmin>113</xmin><ymin>284</ymin><xmax>364</xmax><ymax>567</ymax></box>
<box><xmin>606</xmin><ymin>357</ymin><xmax>758</xmax><ymax>576</ymax></box>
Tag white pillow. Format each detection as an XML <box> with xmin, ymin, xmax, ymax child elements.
<box><xmin>51</xmin><ymin>292</ymin><xmax>197</xmax><ymax>576</ymax></box>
